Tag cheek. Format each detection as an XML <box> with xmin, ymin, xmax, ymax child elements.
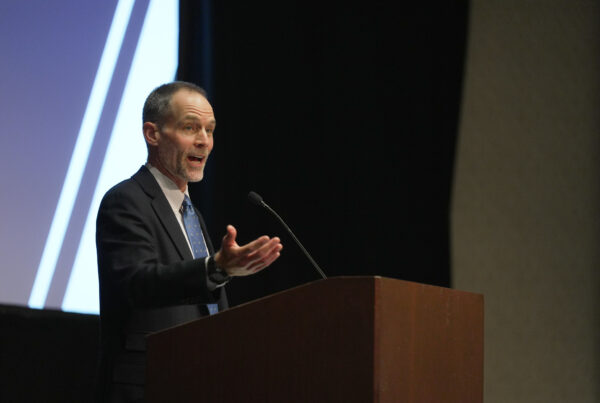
<box><xmin>173</xmin><ymin>139</ymin><xmax>192</xmax><ymax>155</ymax></box>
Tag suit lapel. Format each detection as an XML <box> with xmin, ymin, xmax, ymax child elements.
<box><xmin>195</xmin><ymin>207</ymin><xmax>214</xmax><ymax>254</ymax></box>
<box><xmin>132</xmin><ymin>166</ymin><xmax>193</xmax><ymax>260</ymax></box>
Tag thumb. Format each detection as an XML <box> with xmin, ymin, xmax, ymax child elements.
<box><xmin>222</xmin><ymin>224</ymin><xmax>237</xmax><ymax>246</ymax></box>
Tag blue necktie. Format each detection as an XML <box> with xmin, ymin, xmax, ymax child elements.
<box><xmin>181</xmin><ymin>195</ymin><xmax>218</xmax><ymax>315</ymax></box>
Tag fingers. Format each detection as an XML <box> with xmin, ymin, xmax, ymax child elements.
<box><xmin>243</xmin><ymin>235</ymin><xmax>271</xmax><ymax>251</ymax></box>
<box><xmin>246</xmin><ymin>249</ymin><xmax>282</xmax><ymax>274</ymax></box>
<box><xmin>229</xmin><ymin>237</ymin><xmax>282</xmax><ymax>275</ymax></box>
<box><xmin>248</xmin><ymin>237</ymin><xmax>282</xmax><ymax>258</ymax></box>
<box><xmin>217</xmin><ymin>228</ymin><xmax>283</xmax><ymax>276</ymax></box>
<box><xmin>244</xmin><ymin>237</ymin><xmax>282</xmax><ymax>271</ymax></box>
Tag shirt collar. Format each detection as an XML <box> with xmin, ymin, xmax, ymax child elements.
<box><xmin>146</xmin><ymin>163</ymin><xmax>189</xmax><ymax>212</ymax></box>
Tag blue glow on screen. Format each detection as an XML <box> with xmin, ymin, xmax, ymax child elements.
<box><xmin>0</xmin><ymin>0</ymin><xmax>179</xmax><ymax>314</ymax></box>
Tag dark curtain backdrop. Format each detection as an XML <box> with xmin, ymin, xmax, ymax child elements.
<box><xmin>181</xmin><ymin>1</ymin><xmax>469</xmax><ymax>306</ymax></box>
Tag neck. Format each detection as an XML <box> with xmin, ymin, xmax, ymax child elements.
<box><xmin>147</xmin><ymin>157</ymin><xmax>187</xmax><ymax>192</ymax></box>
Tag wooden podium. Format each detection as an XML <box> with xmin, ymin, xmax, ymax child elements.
<box><xmin>145</xmin><ymin>276</ymin><xmax>483</xmax><ymax>402</ymax></box>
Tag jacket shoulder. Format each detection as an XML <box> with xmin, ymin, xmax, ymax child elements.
<box><xmin>100</xmin><ymin>167</ymin><xmax>155</xmax><ymax>204</ymax></box>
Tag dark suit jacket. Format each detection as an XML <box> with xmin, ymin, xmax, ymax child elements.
<box><xmin>95</xmin><ymin>166</ymin><xmax>227</xmax><ymax>402</ymax></box>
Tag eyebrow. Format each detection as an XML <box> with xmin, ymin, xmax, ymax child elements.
<box><xmin>180</xmin><ymin>116</ymin><xmax>217</xmax><ymax>126</ymax></box>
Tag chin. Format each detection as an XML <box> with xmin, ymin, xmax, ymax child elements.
<box><xmin>186</xmin><ymin>171</ymin><xmax>205</xmax><ymax>183</ymax></box>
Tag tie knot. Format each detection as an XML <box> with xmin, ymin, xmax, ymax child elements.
<box><xmin>182</xmin><ymin>195</ymin><xmax>193</xmax><ymax>211</ymax></box>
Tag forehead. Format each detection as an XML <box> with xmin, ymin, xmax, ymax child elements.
<box><xmin>169</xmin><ymin>89</ymin><xmax>214</xmax><ymax>120</ymax></box>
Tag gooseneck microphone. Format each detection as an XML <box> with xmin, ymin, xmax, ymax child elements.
<box><xmin>248</xmin><ymin>191</ymin><xmax>327</xmax><ymax>280</ymax></box>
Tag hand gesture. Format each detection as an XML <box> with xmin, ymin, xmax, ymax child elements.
<box><xmin>213</xmin><ymin>225</ymin><xmax>282</xmax><ymax>276</ymax></box>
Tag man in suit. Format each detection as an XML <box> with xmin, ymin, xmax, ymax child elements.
<box><xmin>95</xmin><ymin>81</ymin><xmax>283</xmax><ymax>402</ymax></box>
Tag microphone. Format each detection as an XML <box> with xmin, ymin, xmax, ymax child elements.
<box><xmin>248</xmin><ymin>191</ymin><xmax>327</xmax><ymax>280</ymax></box>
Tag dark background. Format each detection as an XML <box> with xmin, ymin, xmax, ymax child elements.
<box><xmin>185</xmin><ymin>0</ymin><xmax>469</xmax><ymax>306</ymax></box>
<box><xmin>0</xmin><ymin>1</ymin><xmax>469</xmax><ymax>401</ymax></box>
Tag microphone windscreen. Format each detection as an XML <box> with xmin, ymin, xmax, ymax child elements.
<box><xmin>247</xmin><ymin>191</ymin><xmax>264</xmax><ymax>206</ymax></box>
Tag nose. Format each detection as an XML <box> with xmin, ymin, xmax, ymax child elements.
<box><xmin>194</xmin><ymin>128</ymin><xmax>209</xmax><ymax>146</ymax></box>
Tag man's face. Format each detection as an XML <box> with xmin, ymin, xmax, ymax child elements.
<box><xmin>154</xmin><ymin>89</ymin><xmax>215</xmax><ymax>189</ymax></box>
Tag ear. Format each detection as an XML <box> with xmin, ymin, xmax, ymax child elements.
<box><xmin>143</xmin><ymin>122</ymin><xmax>159</xmax><ymax>146</ymax></box>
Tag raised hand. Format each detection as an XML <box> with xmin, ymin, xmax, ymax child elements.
<box><xmin>213</xmin><ymin>225</ymin><xmax>283</xmax><ymax>276</ymax></box>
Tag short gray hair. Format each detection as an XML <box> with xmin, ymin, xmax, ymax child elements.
<box><xmin>142</xmin><ymin>81</ymin><xmax>207</xmax><ymax>128</ymax></box>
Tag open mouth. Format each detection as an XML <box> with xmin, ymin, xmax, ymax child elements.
<box><xmin>187</xmin><ymin>155</ymin><xmax>204</xmax><ymax>162</ymax></box>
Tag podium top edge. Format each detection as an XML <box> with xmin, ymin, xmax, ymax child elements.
<box><xmin>226</xmin><ymin>276</ymin><xmax>482</xmax><ymax>314</ymax></box>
